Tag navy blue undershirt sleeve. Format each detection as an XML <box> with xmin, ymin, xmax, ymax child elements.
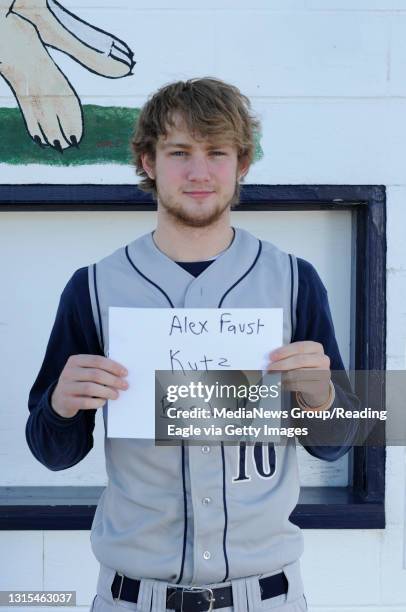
<box><xmin>294</xmin><ymin>259</ymin><xmax>345</xmax><ymax>369</ymax></box>
<box><xmin>26</xmin><ymin>267</ymin><xmax>101</xmax><ymax>471</ymax></box>
<box><xmin>293</xmin><ymin>258</ymin><xmax>360</xmax><ymax>461</ymax></box>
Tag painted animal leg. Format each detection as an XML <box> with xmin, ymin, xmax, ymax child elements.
<box><xmin>0</xmin><ymin>11</ymin><xmax>83</xmax><ymax>149</ymax></box>
<box><xmin>11</xmin><ymin>0</ymin><xmax>135</xmax><ymax>78</ymax></box>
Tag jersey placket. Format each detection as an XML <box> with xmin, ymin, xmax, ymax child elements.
<box><xmin>180</xmin><ymin>277</ymin><xmax>229</xmax><ymax>584</ymax></box>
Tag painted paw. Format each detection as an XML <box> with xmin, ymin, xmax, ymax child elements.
<box><xmin>0</xmin><ymin>11</ymin><xmax>83</xmax><ymax>150</ymax></box>
<box><xmin>11</xmin><ymin>0</ymin><xmax>135</xmax><ymax>78</ymax></box>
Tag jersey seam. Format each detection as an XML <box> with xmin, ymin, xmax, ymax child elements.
<box><xmin>125</xmin><ymin>245</ymin><xmax>174</xmax><ymax>307</ymax></box>
<box><xmin>221</xmin><ymin>441</ymin><xmax>230</xmax><ymax>582</ymax></box>
<box><xmin>218</xmin><ymin>240</ymin><xmax>263</xmax><ymax>308</ymax></box>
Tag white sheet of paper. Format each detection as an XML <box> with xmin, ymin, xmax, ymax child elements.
<box><xmin>108</xmin><ymin>308</ymin><xmax>283</xmax><ymax>438</ymax></box>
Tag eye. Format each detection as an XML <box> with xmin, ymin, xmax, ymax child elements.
<box><xmin>170</xmin><ymin>151</ymin><xmax>188</xmax><ymax>157</ymax></box>
<box><xmin>210</xmin><ymin>150</ymin><xmax>227</xmax><ymax>156</ymax></box>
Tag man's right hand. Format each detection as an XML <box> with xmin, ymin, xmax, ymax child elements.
<box><xmin>51</xmin><ymin>354</ymin><xmax>129</xmax><ymax>418</ymax></box>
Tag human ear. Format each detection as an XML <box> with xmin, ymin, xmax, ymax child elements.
<box><xmin>141</xmin><ymin>153</ymin><xmax>155</xmax><ymax>179</ymax></box>
<box><xmin>238</xmin><ymin>155</ymin><xmax>250</xmax><ymax>181</ymax></box>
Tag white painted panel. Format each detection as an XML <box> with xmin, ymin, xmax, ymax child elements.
<box><xmin>250</xmin><ymin>100</ymin><xmax>406</xmax><ymax>186</ymax></box>
<box><xmin>0</xmin><ymin>529</ymin><xmax>401</xmax><ymax>610</ymax></box>
<box><xmin>213</xmin><ymin>12</ymin><xmax>388</xmax><ymax>97</ymax></box>
<box><xmin>307</xmin><ymin>0</ymin><xmax>406</xmax><ymax>8</ymax></box>
<box><xmin>296</xmin><ymin>446</ymin><xmax>348</xmax><ymax>486</ymax></box>
<box><xmin>387</xmin><ymin>271</ymin><xmax>406</xmax><ymax>363</ymax></box>
<box><xmin>302</xmin><ymin>530</ymin><xmax>381</xmax><ymax>606</ymax></box>
<box><xmin>386</xmin><ymin>447</ymin><xmax>406</xmax><ymax>526</ymax></box>
<box><xmin>389</xmin><ymin>15</ymin><xmax>406</xmax><ymax>96</ymax></box>
<box><xmin>309</xmin><ymin>608</ymin><xmax>406</xmax><ymax>612</ymax></box>
<box><xmin>6</xmin><ymin>9</ymin><xmax>386</xmax><ymax>98</ymax></box>
<box><xmin>44</xmin><ymin>532</ymin><xmax>99</xmax><ymax>605</ymax></box>
<box><xmin>0</xmin><ymin>164</ymin><xmax>136</xmax><ymax>185</ymax></box>
<box><xmin>43</xmin><ymin>0</ymin><xmax>307</xmax><ymax>8</ymax></box>
<box><xmin>0</xmin><ymin>209</ymin><xmax>352</xmax><ymax>487</ymax></box>
<box><xmin>386</xmin><ymin>190</ymin><xmax>406</xmax><ymax>373</ymax></box>
<box><xmin>0</xmin><ymin>531</ymin><xmax>43</xmax><ymax>590</ymax></box>
<box><xmin>0</xmin><ymin>609</ymin><xmax>88</xmax><ymax>612</ymax></box>
<box><xmin>387</xmin><ymin>186</ymin><xmax>406</xmax><ymax>272</ymax></box>
<box><xmin>380</xmin><ymin>525</ymin><xmax>406</xmax><ymax>604</ymax></box>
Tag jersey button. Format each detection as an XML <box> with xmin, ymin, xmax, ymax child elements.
<box><xmin>202</xmin><ymin>497</ymin><xmax>212</xmax><ymax>506</ymax></box>
<box><xmin>203</xmin><ymin>551</ymin><xmax>211</xmax><ymax>560</ymax></box>
<box><xmin>201</xmin><ymin>446</ymin><xmax>211</xmax><ymax>454</ymax></box>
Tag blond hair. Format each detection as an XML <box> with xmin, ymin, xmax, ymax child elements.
<box><xmin>131</xmin><ymin>77</ymin><xmax>260</xmax><ymax>199</ymax></box>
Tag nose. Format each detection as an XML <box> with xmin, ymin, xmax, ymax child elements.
<box><xmin>186</xmin><ymin>154</ymin><xmax>211</xmax><ymax>182</ymax></box>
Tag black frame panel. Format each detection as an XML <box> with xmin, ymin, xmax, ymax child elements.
<box><xmin>0</xmin><ymin>184</ymin><xmax>386</xmax><ymax>529</ymax></box>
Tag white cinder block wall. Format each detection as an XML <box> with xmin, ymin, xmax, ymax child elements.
<box><xmin>1</xmin><ymin>1</ymin><xmax>406</xmax><ymax>611</ymax></box>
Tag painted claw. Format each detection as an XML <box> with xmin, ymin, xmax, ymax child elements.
<box><xmin>11</xmin><ymin>0</ymin><xmax>136</xmax><ymax>79</ymax></box>
<box><xmin>53</xmin><ymin>139</ymin><xmax>63</xmax><ymax>153</ymax></box>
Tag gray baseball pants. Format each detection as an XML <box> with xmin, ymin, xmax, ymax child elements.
<box><xmin>90</xmin><ymin>563</ymin><xmax>308</xmax><ymax>612</ymax></box>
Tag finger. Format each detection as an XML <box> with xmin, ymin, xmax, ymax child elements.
<box><xmin>68</xmin><ymin>395</ymin><xmax>107</xmax><ymax>411</ymax></box>
<box><xmin>69</xmin><ymin>354</ymin><xmax>128</xmax><ymax>376</ymax></box>
<box><xmin>281</xmin><ymin>369</ymin><xmax>331</xmax><ymax>385</ymax></box>
<box><xmin>71</xmin><ymin>366</ymin><xmax>128</xmax><ymax>390</ymax></box>
<box><xmin>280</xmin><ymin>369</ymin><xmax>329</xmax><ymax>392</ymax></box>
<box><xmin>65</xmin><ymin>381</ymin><xmax>120</xmax><ymax>401</ymax></box>
<box><xmin>269</xmin><ymin>341</ymin><xmax>324</xmax><ymax>362</ymax></box>
<box><xmin>281</xmin><ymin>378</ymin><xmax>331</xmax><ymax>395</ymax></box>
<box><xmin>267</xmin><ymin>353</ymin><xmax>330</xmax><ymax>371</ymax></box>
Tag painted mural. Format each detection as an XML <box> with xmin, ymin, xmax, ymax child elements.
<box><xmin>0</xmin><ymin>1</ymin><xmax>263</xmax><ymax>168</ymax></box>
<box><xmin>0</xmin><ymin>0</ymin><xmax>137</xmax><ymax>164</ymax></box>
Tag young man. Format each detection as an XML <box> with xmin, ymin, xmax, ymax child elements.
<box><xmin>27</xmin><ymin>78</ymin><xmax>358</xmax><ymax>612</ymax></box>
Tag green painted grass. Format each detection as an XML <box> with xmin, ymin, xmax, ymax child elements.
<box><xmin>0</xmin><ymin>104</ymin><xmax>263</xmax><ymax>166</ymax></box>
<box><xmin>0</xmin><ymin>105</ymin><xmax>139</xmax><ymax>166</ymax></box>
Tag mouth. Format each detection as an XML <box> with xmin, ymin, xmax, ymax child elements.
<box><xmin>183</xmin><ymin>191</ymin><xmax>215</xmax><ymax>199</ymax></box>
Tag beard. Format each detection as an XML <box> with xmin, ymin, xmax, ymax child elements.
<box><xmin>157</xmin><ymin>181</ymin><xmax>240</xmax><ymax>229</ymax></box>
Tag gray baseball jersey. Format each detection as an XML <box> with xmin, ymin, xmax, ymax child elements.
<box><xmin>88</xmin><ymin>227</ymin><xmax>301</xmax><ymax>586</ymax></box>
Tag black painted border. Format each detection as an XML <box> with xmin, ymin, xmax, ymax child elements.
<box><xmin>0</xmin><ymin>183</ymin><xmax>375</xmax><ymax>210</ymax></box>
<box><xmin>0</xmin><ymin>487</ymin><xmax>385</xmax><ymax>530</ymax></box>
<box><xmin>0</xmin><ymin>184</ymin><xmax>386</xmax><ymax>529</ymax></box>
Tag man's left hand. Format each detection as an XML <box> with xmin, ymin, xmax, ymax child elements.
<box><xmin>266</xmin><ymin>341</ymin><xmax>331</xmax><ymax>410</ymax></box>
